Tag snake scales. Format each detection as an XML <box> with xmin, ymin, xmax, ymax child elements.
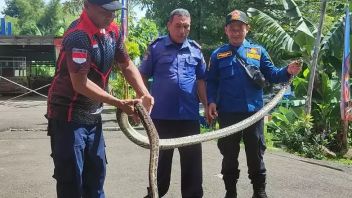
<box><xmin>116</xmin><ymin>81</ymin><xmax>292</xmax><ymax>198</ymax></box>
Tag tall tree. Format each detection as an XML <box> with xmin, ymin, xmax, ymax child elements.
<box><xmin>38</xmin><ymin>0</ymin><xmax>65</xmax><ymax>36</ymax></box>
<box><xmin>62</xmin><ymin>0</ymin><xmax>84</xmax><ymax>16</ymax></box>
<box><xmin>138</xmin><ymin>0</ymin><xmax>290</xmax><ymax>60</ymax></box>
<box><xmin>3</xmin><ymin>0</ymin><xmax>45</xmax><ymax>35</ymax></box>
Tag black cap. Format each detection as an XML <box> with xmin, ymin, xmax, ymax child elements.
<box><xmin>225</xmin><ymin>10</ymin><xmax>249</xmax><ymax>25</ymax></box>
<box><xmin>88</xmin><ymin>0</ymin><xmax>123</xmax><ymax>11</ymax></box>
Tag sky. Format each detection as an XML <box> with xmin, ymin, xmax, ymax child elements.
<box><xmin>0</xmin><ymin>0</ymin><xmax>145</xmax><ymax>19</ymax></box>
<box><xmin>0</xmin><ymin>0</ymin><xmax>6</xmax><ymax>17</ymax></box>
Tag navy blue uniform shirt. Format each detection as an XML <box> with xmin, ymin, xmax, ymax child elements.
<box><xmin>139</xmin><ymin>35</ymin><xmax>206</xmax><ymax>120</ymax></box>
<box><xmin>206</xmin><ymin>39</ymin><xmax>290</xmax><ymax>113</ymax></box>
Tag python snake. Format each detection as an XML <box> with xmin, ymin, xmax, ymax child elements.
<box><xmin>116</xmin><ymin>81</ymin><xmax>292</xmax><ymax>198</ymax></box>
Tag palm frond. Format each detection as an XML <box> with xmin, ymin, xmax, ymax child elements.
<box><xmin>247</xmin><ymin>8</ymin><xmax>296</xmax><ymax>63</ymax></box>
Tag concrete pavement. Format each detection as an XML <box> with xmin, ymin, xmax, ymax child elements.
<box><xmin>0</xmin><ymin>97</ymin><xmax>351</xmax><ymax>198</ymax></box>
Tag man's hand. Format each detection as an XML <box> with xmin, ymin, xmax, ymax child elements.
<box><xmin>117</xmin><ymin>99</ymin><xmax>142</xmax><ymax>116</ymax></box>
<box><xmin>140</xmin><ymin>94</ymin><xmax>154</xmax><ymax>113</ymax></box>
<box><xmin>208</xmin><ymin>103</ymin><xmax>218</xmax><ymax>123</ymax></box>
<box><xmin>287</xmin><ymin>59</ymin><xmax>302</xmax><ymax>75</ymax></box>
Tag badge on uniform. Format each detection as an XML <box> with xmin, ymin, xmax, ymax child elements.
<box><xmin>217</xmin><ymin>51</ymin><xmax>232</xmax><ymax>59</ymax></box>
<box><xmin>246</xmin><ymin>48</ymin><xmax>261</xmax><ymax>60</ymax></box>
<box><xmin>72</xmin><ymin>48</ymin><xmax>88</xmax><ymax>64</ymax></box>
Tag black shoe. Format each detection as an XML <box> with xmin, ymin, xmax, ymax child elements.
<box><xmin>252</xmin><ymin>191</ymin><xmax>268</xmax><ymax>198</ymax></box>
<box><xmin>223</xmin><ymin>177</ymin><xmax>237</xmax><ymax>198</ymax></box>
<box><xmin>224</xmin><ymin>190</ymin><xmax>237</xmax><ymax>198</ymax></box>
<box><xmin>252</xmin><ymin>184</ymin><xmax>268</xmax><ymax>198</ymax></box>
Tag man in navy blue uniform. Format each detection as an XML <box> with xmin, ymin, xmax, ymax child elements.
<box><xmin>46</xmin><ymin>0</ymin><xmax>153</xmax><ymax>197</ymax></box>
<box><xmin>206</xmin><ymin>10</ymin><xmax>301</xmax><ymax>198</ymax></box>
<box><xmin>139</xmin><ymin>8</ymin><xmax>208</xmax><ymax>198</ymax></box>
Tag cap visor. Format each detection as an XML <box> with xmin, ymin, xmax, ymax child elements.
<box><xmin>227</xmin><ymin>19</ymin><xmax>248</xmax><ymax>25</ymax></box>
<box><xmin>101</xmin><ymin>1</ymin><xmax>122</xmax><ymax>11</ymax></box>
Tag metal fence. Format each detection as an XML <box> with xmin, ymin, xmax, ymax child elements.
<box><xmin>0</xmin><ymin>56</ymin><xmax>27</xmax><ymax>77</ymax></box>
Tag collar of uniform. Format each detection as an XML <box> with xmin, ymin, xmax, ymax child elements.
<box><xmin>165</xmin><ymin>35</ymin><xmax>191</xmax><ymax>49</ymax></box>
<box><xmin>80</xmin><ymin>9</ymin><xmax>115</xmax><ymax>36</ymax></box>
<box><xmin>243</xmin><ymin>39</ymin><xmax>251</xmax><ymax>48</ymax></box>
<box><xmin>228</xmin><ymin>39</ymin><xmax>250</xmax><ymax>51</ymax></box>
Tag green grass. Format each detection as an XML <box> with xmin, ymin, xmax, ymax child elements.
<box><xmin>264</xmin><ymin>130</ymin><xmax>352</xmax><ymax>166</ymax></box>
<box><xmin>331</xmin><ymin>158</ymin><xmax>352</xmax><ymax>166</ymax></box>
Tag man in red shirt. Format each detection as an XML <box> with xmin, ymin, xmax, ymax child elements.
<box><xmin>47</xmin><ymin>0</ymin><xmax>153</xmax><ymax>197</ymax></box>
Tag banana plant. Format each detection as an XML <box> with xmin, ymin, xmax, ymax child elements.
<box><xmin>248</xmin><ymin>0</ymin><xmax>350</xmax><ymax>71</ymax></box>
<box><xmin>321</xmin><ymin>12</ymin><xmax>352</xmax><ymax>75</ymax></box>
<box><xmin>247</xmin><ymin>0</ymin><xmax>315</xmax><ymax>65</ymax></box>
<box><xmin>247</xmin><ymin>0</ymin><xmax>350</xmax><ymax>107</ymax></box>
<box><xmin>247</xmin><ymin>0</ymin><xmax>351</xmax><ymax>153</ymax></box>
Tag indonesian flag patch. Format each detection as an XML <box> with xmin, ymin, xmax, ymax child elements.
<box><xmin>72</xmin><ymin>48</ymin><xmax>88</xmax><ymax>64</ymax></box>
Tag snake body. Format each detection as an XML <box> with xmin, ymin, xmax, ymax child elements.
<box><xmin>116</xmin><ymin>82</ymin><xmax>291</xmax><ymax>198</ymax></box>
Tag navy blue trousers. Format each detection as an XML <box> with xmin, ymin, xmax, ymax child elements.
<box><xmin>48</xmin><ymin>119</ymin><xmax>106</xmax><ymax>198</ymax></box>
<box><xmin>217</xmin><ymin>112</ymin><xmax>266</xmax><ymax>185</ymax></box>
<box><xmin>152</xmin><ymin>119</ymin><xmax>203</xmax><ymax>198</ymax></box>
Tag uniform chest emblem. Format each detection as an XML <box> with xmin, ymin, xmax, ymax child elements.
<box><xmin>217</xmin><ymin>51</ymin><xmax>232</xmax><ymax>59</ymax></box>
<box><xmin>247</xmin><ymin>48</ymin><xmax>261</xmax><ymax>60</ymax></box>
<box><xmin>231</xmin><ymin>10</ymin><xmax>241</xmax><ymax>20</ymax></box>
<box><xmin>72</xmin><ymin>48</ymin><xmax>88</xmax><ymax>64</ymax></box>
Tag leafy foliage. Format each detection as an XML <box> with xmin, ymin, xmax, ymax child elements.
<box><xmin>248</xmin><ymin>0</ymin><xmax>351</xmax><ymax>156</ymax></box>
<box><xmin>38</xmin><ymin>0</ymin><xmax>66</xmax><ymax>36</ymax></box>
<box><xmin>128</xmin><ymin>18</ymin><xmax>159</xmax><ymax>57</ymax></box>
<box><xmin>267</xmin><ymin>106</ymin><xmax>325</xmax><ymax>159</ymax></box>
<box><xmin>3</xmin><ymin>0</ymin><xmax>66</xmax><ymax>36</ymax></box>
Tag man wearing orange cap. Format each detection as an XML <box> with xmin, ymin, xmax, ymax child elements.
<box><xmin>206</xmin><ymin>10</ymin><xmax>301</xmax><ymax>198</ymax></box>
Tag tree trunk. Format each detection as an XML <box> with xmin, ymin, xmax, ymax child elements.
<box><xmin>305</xmin><ymin>0</ymin><xmax>328</xmax><ymax>115</ymax></box>
<box><xmin>340</xmin><ymin>120</ymin><xmax>349</xmax><ymax>154</ymax></box>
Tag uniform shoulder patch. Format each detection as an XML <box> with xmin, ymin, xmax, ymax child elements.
<box><xmin>217</xmin><ymin>51</ymin><xmax>233</xmax><ymax>59</ymax></box>
<box><xmin>72</xmin><ymin>48</ymin><xmax>88</xmax><ymax>64</ymax></box>
<box><xmin>189</xmin><ymin>40</ymin><xmax>202</xmax><ymax>49</ymax></box>
<box><xmin>246</xmin><ymin>47</ymin><xmax>261</xmax><ymax>60</ymax></box>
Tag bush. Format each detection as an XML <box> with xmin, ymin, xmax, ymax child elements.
<box><xmin>267</xmin><ymin>106</ymin><xmax>326</xmax><ymax>159</ymax></box>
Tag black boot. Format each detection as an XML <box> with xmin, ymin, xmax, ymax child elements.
<box><xmin>252</xmin><ymin>183</ymin><xmax>268</xmax><ymax>198</ymax></box>
<box><xmin>224</xmin><ymin>190</ymin><xmax>237</xmax><ymax>198</ymax></box>
<box><xmin>223</xmin><ymin>178</ymin><xmax>237</xmax><ymax>198</ymax></box>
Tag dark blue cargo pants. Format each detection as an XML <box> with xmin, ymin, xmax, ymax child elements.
<box><xmin>48</xmin><ymin>119</ymin><xmax>106</xmax><ymax>198</ymax></box>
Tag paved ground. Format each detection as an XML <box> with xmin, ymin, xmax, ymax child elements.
<box><xmin>0</xmin><ymin>97</ymin><xmax>352</xmax><ymax>198</ymax></box>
